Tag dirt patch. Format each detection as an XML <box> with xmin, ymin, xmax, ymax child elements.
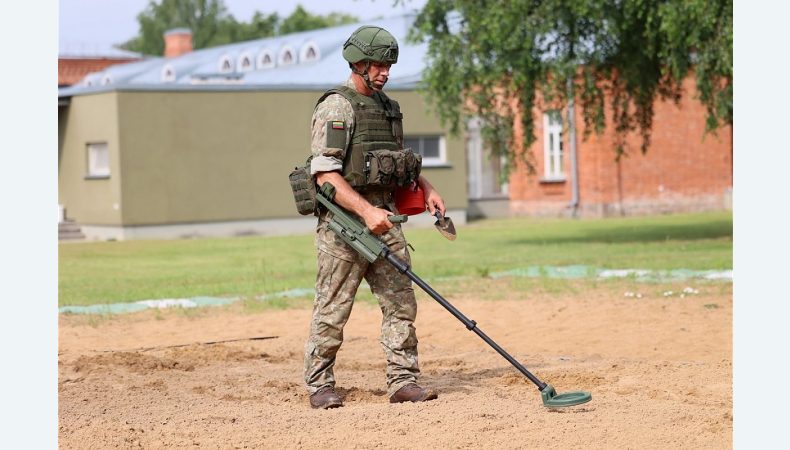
<box><xmin>59</xmin><ymin>283</ymin><xmax>732</xmax><ymax>449</ymax></box>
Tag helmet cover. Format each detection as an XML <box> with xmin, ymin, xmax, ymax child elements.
<box><xmin>343</xmin><ymin>26</ymin><xmax>399</xmax><ymax>65</ymax></box>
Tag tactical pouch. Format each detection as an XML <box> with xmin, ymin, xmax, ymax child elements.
<box><xmin>366</xmin><ymin>149</ymin><xmax>422</xmax><ymax>188</ymax></box>
<box><xmin>289</xmin><ymin>163</ymin><xmax>317</xmax><ymax>215</ymax></box>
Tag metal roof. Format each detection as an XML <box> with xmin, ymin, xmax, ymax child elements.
<box><xmin>58</xmin><ymin>14</ymin><xmax>426</xmax><ymax>98</ymax></box>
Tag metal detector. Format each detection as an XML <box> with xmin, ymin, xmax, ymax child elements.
<box><xmin>316</xmin><ymin>182</ymin><xmax>592</xmax><ymax>408</ymax></box>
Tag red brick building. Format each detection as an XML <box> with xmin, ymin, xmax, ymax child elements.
<box><xmin>500</xmin><ymin>75</ymin><xmax>732</xmax><ymax>217</ymax></box>
<box><xmin>58</xmin><ymin>47</ymin><xmax>142</xmax><ymax>87</ymax></box>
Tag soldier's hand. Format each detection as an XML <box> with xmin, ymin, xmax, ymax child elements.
<box><xmin>424</xmin><ymin>187</ymin><xmax>446</xmax><ymax>217</ymax></box>
<box><xmin>363</xmin><ymin>206</ymin><xmax>395</xmax><ymax>235</ymax></box>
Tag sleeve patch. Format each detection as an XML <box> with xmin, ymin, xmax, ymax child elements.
<box><xmin>326</xmin><ymin>121</ymin><xmax>347</xmax><ymax>149</ymax></box>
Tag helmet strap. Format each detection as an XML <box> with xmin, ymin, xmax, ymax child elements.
<box><xmin>350</xmin><ymin>61</ymin><xmax>378</xmax><ymax>92</ymax></box>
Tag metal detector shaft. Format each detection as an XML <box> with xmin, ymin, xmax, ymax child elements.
<box><xmin>385</xmin><ymin>252</ymin><xmax>547</xmax><ymax>391</ymax></box>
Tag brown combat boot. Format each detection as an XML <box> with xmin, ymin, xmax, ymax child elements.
<box><xmin>309</xmin><ymin>386</ymin><xmax>343</xmax><ymax>409</ymax></box>
<box><xmin>389</xmin><ymin>383</ymin><xmax>438</xmax><ymax>403</ymax></box>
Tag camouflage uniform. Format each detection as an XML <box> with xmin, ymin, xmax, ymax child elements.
<box><xmin>304</xmin><ymin>77</ymin><xmax>420</xmax><ymax>398</ymax></box>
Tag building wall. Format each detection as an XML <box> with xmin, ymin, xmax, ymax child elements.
<box><xmin>393</xmin><ymin>88</ymin><xmax>468</xmax><ymax>210</ymax></box>
<box><xmin>508</xmin><ymin>76</ymin><xmax>732</xmax><ymax>217</ymax></box>
<box><xmin>58</xmin><ymin>92</ymin><xmax>124</xmax><ymax>225</ymax></box>
<box><xmin>57</xmin><ymin>88</ymin><xmax>466</xmax><ymax>232</ymax></box>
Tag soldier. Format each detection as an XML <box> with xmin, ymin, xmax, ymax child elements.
<box><xmin>304</xmin><ymin>25</ymin><xmax>446</xmax><ymax>409</ymax></box>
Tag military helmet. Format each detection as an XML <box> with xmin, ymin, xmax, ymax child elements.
<box><xmin>342</xmin><ymin>26</ymin><xmax>399</xmax><ymax>65</ymax></box>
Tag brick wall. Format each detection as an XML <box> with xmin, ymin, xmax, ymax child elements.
<box><xmin>508</xmin><ymin>75</ymin><xmax>732</xmax><ymax>217</ymax></box>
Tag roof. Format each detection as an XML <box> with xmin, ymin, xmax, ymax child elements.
<box><xmin>59</xmin><ymin>14</ymin><xmax>426</xmax><ymax>98</ymax></box>
<box><xmin>59</xmin><ymin>57</ymin><xmax>143</xmax><ymax>86</ymax></box>
<box><xmin>58</xmin><ymin>43</ymin><xmax>144</xmax><ymax>59</ymax></box>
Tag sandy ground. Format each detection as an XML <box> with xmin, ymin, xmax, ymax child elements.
<box><xmin>59</xmin><ymin>283</ymin><xmax>732</xmax><ymax>449</ymax></box>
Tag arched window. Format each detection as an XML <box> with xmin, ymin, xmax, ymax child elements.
<box><xmin>238</xmin><ymin>52</ymin><xmax>253</xmax><ymax>72</ymax></box>
<box><xmin>218</xmin><ymin>55</ymin><xmax>234</xmax><ymax>73</ymax></box>
<box><xmin>300</xmin><ymin>42</ymin><xmax>320</xmax><ymax>63</ymax></box>
<box><xmin>257</xmin><ymin>49</ymin><xmax>275</xmax><ymax>69</ymax></box>
<box><xmin>161</xmin><ymin>64</ymin><xmax>176</xmax><ymax>82</ymax></box>
<box><xmin>278</xmin><ymin>45</ymin><xmax>296</xmax><ymax>66</ymax></box>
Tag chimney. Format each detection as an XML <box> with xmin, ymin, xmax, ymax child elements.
<box><xmin>164</xmin><ymin>28</ymin><xmax>193</xmax><ymax>58</ymax></box>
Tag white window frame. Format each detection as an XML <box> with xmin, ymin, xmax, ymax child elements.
<box><xmin>300</xmin><ymin>41</ymin><xmax>320</xmax><ymax>63</ymax></box>
<box><xmin>465</xmin><ymin>117</ymin><xmax>508</xmax><ymax>198</ymax></box>
<box><xmin>257</xmin><ymin>49</ymin><xmax>275</xmax><ymax>69</ymax></box>
<box><xmin>161</xmin><ymin>64</ymin><xmax>176</xmax><ymax>82</ymax></box>
<box><xmin>405</xmin><ymin>135</ymin><xmax>447</xmax><ymax>167</ymax></box>
<box><xmin>218</xmin><ymin>54</ymin><xmax>234</xmax><ymax>73</ymax></box>
<box><xmin>237</xmin><ymin>52</ymin><xmax>254</xmax><ymax>72</ymax></box>
<box><xmin>278</xmin><ymin>45</ymin><xmax>296</xmax><ymax>66</ymax></box>
<box><xmin>86</xmin><ymin>142</ymin><xmax>110</xmax><ymax>178</ymax></box>
<box><xmin>542</xmin><ymin>110</ymin><xmax>565</xmax><ymax>180</ymax></box>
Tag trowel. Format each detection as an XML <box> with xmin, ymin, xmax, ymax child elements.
<box><xmin>433</xmin><ymin>210</ymin><xmax>457</xmax><ymax>241</ymax></box>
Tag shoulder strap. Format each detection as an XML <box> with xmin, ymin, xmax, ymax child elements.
<box><xmin>316</xmin><ymin>85</ymin><xmax>366</xmax><ymax>110</ymax></box>
<box><xmin>373</xmin><ymin>91</ymin><xmax>403</xmax><ymax>120</ymax></box>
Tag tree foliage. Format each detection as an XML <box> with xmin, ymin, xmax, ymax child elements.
<box><xmin>279</xmin><ymin>6</ymin><xmax>358</xmax><ymax>36</ymax></box>
<box><xmin>409</xmin><ymin>0</ymin><xmax>732</xmax><ymax>172</ymax></box>
<box><xmin>121</xmin><ymin>1</ymin><xmax>358</xmax><ymax>55</ymax></box>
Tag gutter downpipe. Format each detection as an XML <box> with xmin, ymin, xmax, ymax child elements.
<box><xmin>567</xmin><ymin>76</ymin><xmax>580</xmax><ymax>218</ymax></box>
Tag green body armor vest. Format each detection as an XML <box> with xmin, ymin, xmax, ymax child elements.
<box><xmin>316</xmin><ymin>86</ymin><xmax>421</xmax><ymax>191</ymax></box>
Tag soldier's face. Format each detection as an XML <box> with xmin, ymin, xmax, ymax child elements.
<box><xmin>367</xmin><ymin>62</ymin><xmax>392</xmax><ymax>90</ymax></box>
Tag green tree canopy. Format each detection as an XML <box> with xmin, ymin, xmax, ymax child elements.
<box><xmin>279</xmin><ymin>5</ymin><xmax>358</xmax><ymax>35</ymax></box>
<box><xmin>409</xmin><ymin>0</ymin><xmax>732</xmax><ymax>172</ymax></box>
<box><xmin>121</xmin><ymin>1</ymin><xmax>358</xmax><ymax>55</ymax></box>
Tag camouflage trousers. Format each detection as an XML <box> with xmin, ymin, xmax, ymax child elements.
<box><xmin>304</xmin><ymin>217</ymin><xmax>420</xmax><ymax>398</ymax></box>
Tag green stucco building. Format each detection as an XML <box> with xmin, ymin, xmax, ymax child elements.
<box><xmin>58</xmin><ymin>16</ymin><xmax>468</xmax><ymax>240</ymax></box>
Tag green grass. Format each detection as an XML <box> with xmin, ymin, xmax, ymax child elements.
<box><xmin>58</xmin><ymin>211</ymin><xmax>732</xmax><ymax>306</ymax></box>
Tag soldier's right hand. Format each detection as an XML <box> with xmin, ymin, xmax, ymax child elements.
<box><xmin>363</xmin><ymin>207</ymin><xmax>395</xmax><ymax>235</ymax></box>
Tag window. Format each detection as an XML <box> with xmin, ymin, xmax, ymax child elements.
<box><xmin>279</xmin><ymin>46</ymin><xmax>296</xmax><ymax>66</ymax></box>
<box><xmin>466</xmin><ymin>117</ymin><xmax>508</xmax><ymax>198</ymax></box>
<box><xmin>257</xmin><ymin>49</ymin><xmax>275</xmax><ymax>69</ymax></box>
<box><xmin>300</xmin><ymin>42</ymin><xmax>320</xmax><ymax>63</ymax></box>
<box><xmin>543</xmin><ymin>111</ymin><xmax>565</xmax><ymax>180</ymax></box>
<box><xmin>218</xmin><ymin>55</ymin><xmax>234</xmax><ymax>73</ymax></box>
<box><xmin>86</xmin><ymin>142</ymin><xmax>110</xmax><ymax>178</ymax></box>
<box><xmin>238</xmin><ymin>52</ymin><xmax>253</xmax><ymax>72</ymax></box>
<box><xmin>161</xmin><ymin>64</ymin><xmax>176</xmax><ymax>82</ymax></box>
<box><xmin>404</xmin><ymin>135</ymin><xmax>446</xmax><ymax>166</ymax></box>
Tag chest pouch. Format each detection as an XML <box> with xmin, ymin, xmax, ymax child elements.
<box><xmin>366</xmin><ymin>148</ymin><xmax>422</xmax><ymax>188</ymax></box>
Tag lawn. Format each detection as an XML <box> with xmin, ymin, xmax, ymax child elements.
<box><xmin>58</xmin><ymin>211</ymin><xmax>732</xmax><ymax>306</ymax></box>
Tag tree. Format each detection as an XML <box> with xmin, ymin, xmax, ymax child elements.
<box><xmin>659</xmin><ymin>0</ymin><xmax>732</xmax><ymax>131</ymax></box>
<box><xmin>212</xmin><ymin>11</ymin><xmax>280</xmax><ymax>46</ymax></box>
<box><xmin>121</xmin><ymin>0</ymin><xmax>229</xmax><ymax>55</ymax></box>
<box><xmin>279</xmin><ymin>5</ymin><xmax>358</xmax><ymax>35</ymax></box>
<box><xmin>121</xmin><ymin>1</ymin><xmax>358</xmax><ymax>55</ymax></box>
<box><xmin>409</xmin><ymin>0</ymin><xmax>732</xmax><ymax>175</ymax></box>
